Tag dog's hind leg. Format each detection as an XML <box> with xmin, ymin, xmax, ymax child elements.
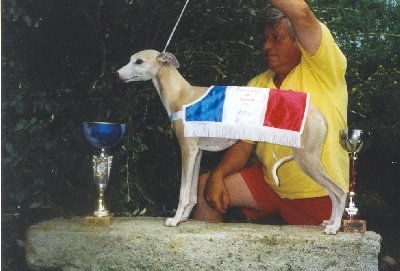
<box><xmin>181</xmin><ymin>149</ymin><xmax>202</xmax><ymax>221</ymax></box>
<box><xmin>294</xmin><ymin>106</ymin><xmax>347</xmax><ymax>234</ymax></box>
<box><xmin>293</xmin><ymin>146</ymin><xmax>347</xmax><ymax>234</ymax></box>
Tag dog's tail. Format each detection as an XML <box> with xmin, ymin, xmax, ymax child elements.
<box><xmin>272</xmin><ymin>155</ymin><xmax>294</xmax><ymax>186</ymax></box>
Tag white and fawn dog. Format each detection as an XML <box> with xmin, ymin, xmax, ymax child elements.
<box><xmin>116</xmin><ymin>49</ymin><xmax>347</xmax><ymax>234</ymax></box>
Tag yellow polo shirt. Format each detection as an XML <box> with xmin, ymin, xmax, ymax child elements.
<box><xmin>247</xmin><ymin>23</ymin><xmax>349</xmax><ymax>199</ymax></box>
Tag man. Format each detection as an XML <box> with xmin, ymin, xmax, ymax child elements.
<box><xmin>192</xmin><ymin>0</ymin><xmax>349</xmax><ymax>226</ymax></box>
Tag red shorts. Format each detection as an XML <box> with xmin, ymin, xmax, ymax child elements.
<box><xmin>240</xmin><ymin>163</ymin><xmax>332</xmax><ymax>226</ymax></box>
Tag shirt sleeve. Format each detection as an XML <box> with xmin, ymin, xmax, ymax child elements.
<box><xmin>299</xmin><ymin>22</ymin><xmax>347</xmax><ymax>90</ymax></box>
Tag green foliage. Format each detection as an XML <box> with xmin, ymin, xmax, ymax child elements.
<box><xmin>1</xmin><ymin>0</ymin><xmax>399</xmax><ymax>215</ymax></box>
<box><xmin>311</xmin><ymin>0</ymin><xmax>400</xmax><ymax>208</ymax></box>
<box><xmin>1</xmin><ymin>0</ymin><xmax>267</xmax><ymax>218</ymax></box>
<box><xmin>348</xmin><ymin>56</ymin><xmax>400</xmax><ymax>205</ymax></box>
<box><xmin>1</xmin><ymin>0</ymin><xmax>400</xmax><ymax>268</ymax></box>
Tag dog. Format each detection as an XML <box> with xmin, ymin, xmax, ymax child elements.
<box><xmin>116</xmin><ymin>49</ymin><xmax>347</xmax><ymax>234</ymax></box>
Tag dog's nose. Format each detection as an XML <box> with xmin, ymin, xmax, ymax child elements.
<box><xmin>114</xmin><ymin>71</ymin><xmax>120</xmax><ymax>79</ymax></box>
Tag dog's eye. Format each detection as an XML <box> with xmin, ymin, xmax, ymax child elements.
<box><xmin>135</xmin><ymin>59</ymin><xmax>143</xmax><ymax>65</ymax></box>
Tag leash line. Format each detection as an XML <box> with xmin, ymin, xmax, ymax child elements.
<box><xmin>163</xmin><ymin>0</ymin><xmax>190</xmax><ymax>53</ymax></box>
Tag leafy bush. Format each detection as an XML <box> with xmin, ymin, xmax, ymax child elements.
<box><xmin>1</xmin><ymin>0</ymin><xmax>267</xmax><ymax>218</ymax></box>
<box><xmin>2</xmin><ymin>0</ymin><xmax>400</xmax><ymax>268</ymax></box>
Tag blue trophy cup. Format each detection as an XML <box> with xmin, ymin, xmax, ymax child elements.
<box><xmin>83</xmin><ymin>122</ymin><xmax>126</xmax><ymax>218</ymax></box>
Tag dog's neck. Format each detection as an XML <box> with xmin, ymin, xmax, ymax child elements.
<box><xmin>152</xmin><ymin>65</ymin><xmax>191</xmax><ymax>117</ymax></box>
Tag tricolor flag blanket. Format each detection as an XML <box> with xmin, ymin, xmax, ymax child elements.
<box><xmin>174</xmin><ymin>86</ymin><xmax>310</xmax><ymax>148</ymax></box>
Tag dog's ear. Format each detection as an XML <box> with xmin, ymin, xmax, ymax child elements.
<box><xmin>157</xmin><ymin>52</ymin><xmax>180</xmax><ymax>68</ymax></box>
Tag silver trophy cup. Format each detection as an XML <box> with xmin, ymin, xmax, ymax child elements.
<box><xmin>339</xmin><ymin>129</ymin><xmax>366</xmax><ymax>232</ymax></box>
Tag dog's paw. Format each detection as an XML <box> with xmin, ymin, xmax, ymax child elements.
<box><xmin>165</xmin><ymin>217</ymin><xmax>180</xmax><ymax>227</ymax></box>
<box><xmin>324</xmin><ymin>225</ymin><xmax>338</xmax><ymax>235</ymax></box>
<box><xmin>321</xmin><ymin>219</ymin><xmax>333</xmax><ymax>228</ymax></box>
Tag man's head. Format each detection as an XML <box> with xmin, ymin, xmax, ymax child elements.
<box><xmin>260</xmin><ymin>7</ymin><xmax>302</xmax><ymax>76</ymax></box>
<box><xmin>263</xmin><ymin>8</ymin><xmax>296</xmax><ymax>39</ymax></box>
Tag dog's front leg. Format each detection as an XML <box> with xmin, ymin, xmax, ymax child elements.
<box><xmin>181</xmin><ymin>149</ymin><xmax>202</xmax><ymax>221</ymax></box>
<box><xmin>166</xmin><ymin>137</ymin><xmax>200</xmax><ymax>227</ymax></box>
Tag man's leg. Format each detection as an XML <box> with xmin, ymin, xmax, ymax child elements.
<box><xmin>192</xmin><ymin>171</ymin><xmax>260</xmax><ymax>222</ymax></box>
<box><xmin>278</xmin><ymin>196</ymin><xmax>332</xmax><ymax>225</ymax></box>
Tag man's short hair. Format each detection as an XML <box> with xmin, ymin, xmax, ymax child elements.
<box><xmin>259</xmin><ymin>7</ymin><xmax>296</xmax><ymax>39</ymax></box>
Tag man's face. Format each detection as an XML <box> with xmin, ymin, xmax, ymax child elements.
<box><xmin>262</xmin><ymin>19</ymin><xmax>302</xmax><ymax>75</ymax></box>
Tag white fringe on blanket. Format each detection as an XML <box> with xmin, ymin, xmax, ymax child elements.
<box><xmin>184</xmin><ymin>121</ymin><xmax>304</xmax><ymax>148</ymax></box>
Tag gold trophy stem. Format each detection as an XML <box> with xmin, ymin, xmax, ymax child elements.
<box><xmin>85</xmin><ymin>149</ymin><xmax>114</xmax><ymax>226</ymax></box>
<box><xmin>94</xmin><ymin>184</ymin><xmax>109</xmax><ymax>217</ymax></box>
<box><xmin>92</xmin><ymin>148</ymin><xmax>113</xmax><ymax>218</ymax></box>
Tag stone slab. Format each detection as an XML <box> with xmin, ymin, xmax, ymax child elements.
<box><xmin>25</xmin><ymin>217</ymin><xmax>381</xmax><ymax>271</ymax></box>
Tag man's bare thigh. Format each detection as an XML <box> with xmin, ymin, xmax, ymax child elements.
<box><xmin>224</xmin><ymin>173</ymin><xmax>260</xmax><ymax>210</ymax></box>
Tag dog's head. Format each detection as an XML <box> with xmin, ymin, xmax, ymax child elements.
<box><xmin>116</xmin><ymin>50</ymin><xmax>180</xmax><ymax>82</ymax></box>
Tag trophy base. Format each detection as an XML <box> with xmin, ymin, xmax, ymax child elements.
<box><xmin>94</xmin><ymin>210</ymin><xmax>109</xmax><ymax>217</ymax></box>
<box><xmin>341</xmin><ymin>218</ymin><xmax>366</xmax><ymax>233</ymax></box>
<box><xmin>85</xmin><ymin>214</ymin><xmax>114</xmax><ymax>227</ymax></box>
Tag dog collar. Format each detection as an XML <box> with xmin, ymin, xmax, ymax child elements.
<box><xmin>169</xmin><ymin>111</ymin><xmax>184</xmax><ymax>122</ymax></box>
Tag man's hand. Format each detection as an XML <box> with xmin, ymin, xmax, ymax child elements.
<box><xmin>202</xmin><ymin>140</ymin><xmax>254</xmax><ymax>214</ymax></box>
<box><xmin>204</xmin><ymin>172</ymin><xmax>230</xmax><ymax>214</ymax></box>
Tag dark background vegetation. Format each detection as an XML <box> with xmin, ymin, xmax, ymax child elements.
<box><xmin>2</xmin><ymin>0</ymin><xmax>399</xmax><ymax>269</ymax></box>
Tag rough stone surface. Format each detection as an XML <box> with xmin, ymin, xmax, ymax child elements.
<box><xmin>25</xmin><ymin>217</ymin><xmax>381</xmax><ymax>271</ymax></box>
